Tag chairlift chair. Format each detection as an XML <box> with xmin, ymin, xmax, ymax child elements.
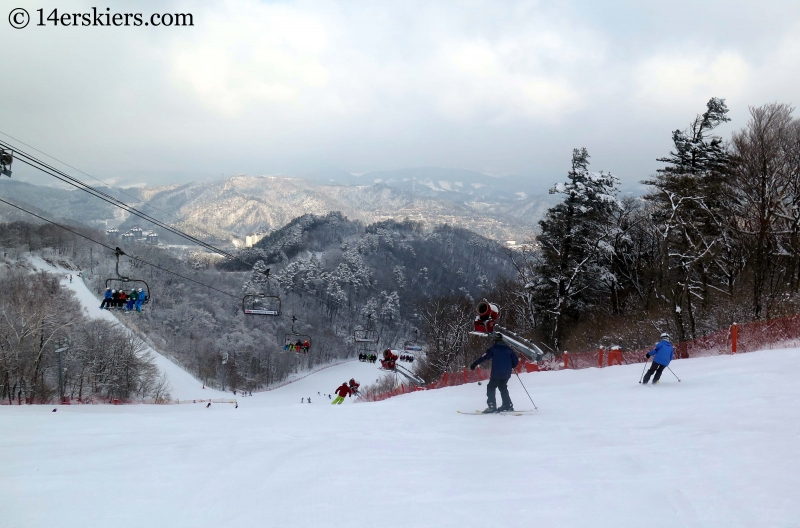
<box><xmin>105</xmin><ymin>248</ymin><xmax>150</xmax><ymax>309</ymax></box>
<box><xmin>402</xmin><ymin>329</ymin><xmax>423</xmax><ymax>353</ymax></box>
<box><xmin>353</xmin><ymin>314</ymin><xmax>379</xmax><ymax>343</ymax></box>
<box><xmin>284</xmin><ymin>316</ymin><xmax>312</xmax><ymax>354</ymax></box>
<box><xmin>354</xmin><ymin>329</ymin><xmax>379</xmax><ymax>343</ymax></box>
<box><xmin>242</xmin><ymin>294</ymin><xmax>281</xmax><ymax>316</ymax></box>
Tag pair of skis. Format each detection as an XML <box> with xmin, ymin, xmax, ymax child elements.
<box><xmin>457</xmin><ymin>409</ymin><xmax>534</xmax><ymax>416</ymax></box>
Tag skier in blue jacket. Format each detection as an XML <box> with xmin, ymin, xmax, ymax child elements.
<box><xmin>99</xmin><ymin>288</ymin><xmax>113</xmax><ymax>309</ymax></box>
<box><xmin>470</xmin><ymin>334</ymin><xmax>519</xmax><ymax>413</ymax></box>
<box><xmin>643</xmin><ymin>333</ymin><xmax>674</xmax><ymax>384</ymax></box>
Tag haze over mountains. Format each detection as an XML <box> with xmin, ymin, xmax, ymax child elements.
<box><xmin>0</xmin><ymin>168</ymin><xmax>556</xmax><ymax>243</ymax></box>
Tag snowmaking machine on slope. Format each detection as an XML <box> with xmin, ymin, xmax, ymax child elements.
<box><xmin>471</xmin><ymin>300</ymin><xmax>546</xmax><ymax>362</ymax></box>
<box><xmin>378</xmin><ymin>348</ymin><xmax>425</xmax><ymax>386</ymax></box>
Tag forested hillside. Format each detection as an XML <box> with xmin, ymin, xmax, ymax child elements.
<box><xmin>0</xmin><ymin>239</ymin><xmax>167</xmax><ymax>405</ymax></box>
<box><xmin>3</xmin><ymin>98</ymin><xmax>799</xmax><ymax>398</ymax></box>
<box><xmin>416</xmin><ymin>99</ymin><xmax>800</xmax><ymax>383</ymax></box>
<box><xmin>0</xmin><ymin>213</ymin><xmax>515</xmax><ymax>396</ymax></box>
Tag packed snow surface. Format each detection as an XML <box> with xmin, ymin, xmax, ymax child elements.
<box><xmin>3</xmin><ymin>347</ymin><xmax>800</xmax><ymax>527</ymax></box>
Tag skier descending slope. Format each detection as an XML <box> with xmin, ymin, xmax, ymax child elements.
<box><xmin>470</xmin><ymin>334</ymin><xmax>519</xmax><ymax>413</ymax></box>
<box><xmin>643</xmin><ymin>333</ymin><xmax>675</xmax><ymax>384</ymax></box>
<box><xmin>331</xmin><ymin>382</ymin><xmax>351</xmax><ymax>405</ymax></box>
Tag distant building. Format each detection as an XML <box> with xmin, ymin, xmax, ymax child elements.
<box><xmin>245</xmin><ymin>232</ymin><xmax>266</xmax><ymax>247</ymax></box>
<box><xmin>106</xmin><ymin>228</ymin><xmax>119</xmax><ymax>238</ymax></box>
<box><xmin>146</xmin><ymin>232</ymin><xmax>159</xmax><ymax>245</ymax></box>
<box><xmin>131</xmin><ymin>226</ymin><xmax>143</xmax><ymax>239</ymax></box>
<box><xmin>121</xmin><ymin>232</ymin><xmax>135</xmax><ymax>243</ymax></box>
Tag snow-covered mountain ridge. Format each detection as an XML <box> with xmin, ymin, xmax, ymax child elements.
<box><xmin>1</xmin><ymin>170</ymin><xmax>555</xmax><ymax>243</ymax></box>
<box><xmin>141</xmin><ymin>172</ymin><xmax>552</xmax><ymax>242</ymax></box>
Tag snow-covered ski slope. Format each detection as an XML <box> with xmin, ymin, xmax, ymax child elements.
<box><xmin>3</xmin><ymin>348</ymin><xmax>800</xmax><ymax>527</ymax></box>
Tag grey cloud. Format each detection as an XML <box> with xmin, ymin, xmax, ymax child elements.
<box><xmin>1</xmin><ymin>0</ymin><xmax>798</xmax><ymax>191</ymax></box>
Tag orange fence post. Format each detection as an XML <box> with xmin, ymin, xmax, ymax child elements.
<box><xmin>598</xmin><ymin>348</ymin><xmax>604</xmax><ymax>368</ymax></box>
<box><xmin>563</xmin><ymin>351</ymin><xmax>569</xmax><ymax>369</ymax></box>
<box><xmin>731</xmin><ymin>323</ymin><xmax>738</xmax><ymax>354</ymax></box>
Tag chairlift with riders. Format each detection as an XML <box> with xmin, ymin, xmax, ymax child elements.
<box><xmin>284</xmin><ymin>316</ymin><xmax>312</xmax><ymax>354</ymax></box>
<box><xmin>105</xmin><ymin>247</ymin><xmax>150</xmax><ymax>309</ymax></box>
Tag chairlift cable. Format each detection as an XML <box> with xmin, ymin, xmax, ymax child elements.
<box><xmin>1</xmin><ymin>199</ymin><xmax>360</xmax><ymax>342</ymax></box>
<box><xmin>0</xmin><ymin>138</ymin><xmax>366</xmax><ymax>314</ymax></box>
<box><xmin>1</xmin><ymin>195</ymin><xmax>346</xmax><ymax>326</ymax></box>
<box><xmin>0</xmin><ymin>139</ymin><xmax>379</xmax><ymax>327</ymax></box>
<box><xmin>0</xmin><ymin>131</ymin><xmax>196</xmax><ymax>229</ymax></box>
<box><xmin>0</xmin><ymin>197</ymin><xmax>241</xmax><ymax>299</ymax></box>
<box><xmin>0</xmin><ymin>139</ymin><xmax>259</xmax><ymax>271</ymax></box>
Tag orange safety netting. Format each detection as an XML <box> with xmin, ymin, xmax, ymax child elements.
<box><xmin>359</xmin><ymin>313</ymin><xmax>800</xmax><ymax>403</ymax></box>
<box><xmin>359</xmin><ymin>360</ymin><xmax>540</xmax><ymax>402</ymax></box>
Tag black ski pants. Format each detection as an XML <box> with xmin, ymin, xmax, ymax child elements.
<box><xmin>487</xmin><ymin>377</ymin><xmax>512</xmax><ymax>408</ymax></box>
<box><xmin>643</xmin><ymin>361</ymin><xmax>666</xmax><ymax>383</ymax></box>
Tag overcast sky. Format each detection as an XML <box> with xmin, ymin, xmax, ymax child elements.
<box><xmin>2</xmin><ymin>0</ymin><xmax>798</xmax><ymax>192</ymax></box>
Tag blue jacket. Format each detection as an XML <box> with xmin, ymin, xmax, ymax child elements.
<box><xmin>472</xmin><ymin>343</ymin><xmax>519</xmax><ymax>379</ymax></box>
<box><xmin>104</xmin><ymin>290</ymin><xmax>113</xmax><ymax>299</ymax></box>
<box><xmin>648</xmin><ymin>340</ymin><xmax>674</xmax><ymax>366</ymax></box>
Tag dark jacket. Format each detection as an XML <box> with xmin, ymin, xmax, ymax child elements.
<box><xmin>471</xmin><ymin>343</ymin><xmax>519</xmax><ymax>379</ymax></box>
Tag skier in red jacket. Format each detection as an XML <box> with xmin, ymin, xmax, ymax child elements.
<box><xmin>348</xmin><ymin>378</ymin><xmax>360</xmax><ymax>396</ymax></box>
<box><xmin>331</xmin><ymin>382</ymin><xmax>351</xmax><ymax>405</ymax></box>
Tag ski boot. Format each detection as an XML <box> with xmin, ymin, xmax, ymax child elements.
<box><xmin>481</xmin><ymin>406</ymin><xmax>497</xmax><ymax>414</ymax></box>
<box><xmin>497</xmin><ymin>404</ymin><xmax>514</xmax><ymax>413</ymax></box>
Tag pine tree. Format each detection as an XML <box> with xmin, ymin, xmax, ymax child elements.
<box><xmin>643</xmin><ymin>97</ymin><xmax>732</xmax><ymax>340</ymax></box>
<box><xmin>534</xmin><ymin>148</ymin><xmax>621</xmax><ymax>349</ymax></box>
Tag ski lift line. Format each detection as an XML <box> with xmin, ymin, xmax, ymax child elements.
<box><xmin>12</xmin><ymin>152</ymin><xmax>243</xmax><ymax>263</ymax></box>
<box><xmin>1</xmin><ymin>141</ymin><xmax>258</xmax><ymax>271</ymax></box>
<box><xmin>6</xmin><ymin>151</ymin><xmax>238</xmax><ymax>260</ymax></box>
<box><xmin>2</xmin><ymin>198</ymin><xmax>363</xmax><ymax>330</ymax></box>
<box><xmin>3</xmin><ymin>140</ymin><xmax>390</xmax><ymax>318</ymax></box>
<box><xmin>0</xmin><ymin>197</ymin><xmax>241</xmax><ymax>299</ymax></box>
<box><xmin>0</xmin><ymin>130</ymin><xmax>194</xmax><ymax>229</ymax></box>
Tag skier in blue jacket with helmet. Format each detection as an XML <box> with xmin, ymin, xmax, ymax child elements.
<box><xmin>643</xmin><ymin>332</ymin><xmax>674</xmax><ymax>384</ymax></box>
<box><xmin>470</xmin><ymin>334</ymin><xmax>519</xmax><ymax>413</ymax></box>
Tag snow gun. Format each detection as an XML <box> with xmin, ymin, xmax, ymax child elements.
<box><xmin>473</xmin><ymin>301</ymin><xmax>499</xmax><ymax>335</ymax></box>
<box><xmin>471</xmin><ymin>301</ymin><xmax>545</xmax><ymax>362</ymax></box>
<box><xmin>380</xmin><ymin>349</ymin><xmax>426</xmax><ymax>386</ymax></box>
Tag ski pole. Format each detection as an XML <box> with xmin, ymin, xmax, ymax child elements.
<box><xmin>638</xmin><ymin>358</ymin><xmax>650</xmax><ymax>384</ymax></box>
<box><xmin>667</xmin><ymin>366</ymin><xmax>681</xmax><ymax>382</ymax></box>
<box><xmin>515</xmin><ymin>372</ymin><xmax>538</xmax><ymax>410</ymax></box>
